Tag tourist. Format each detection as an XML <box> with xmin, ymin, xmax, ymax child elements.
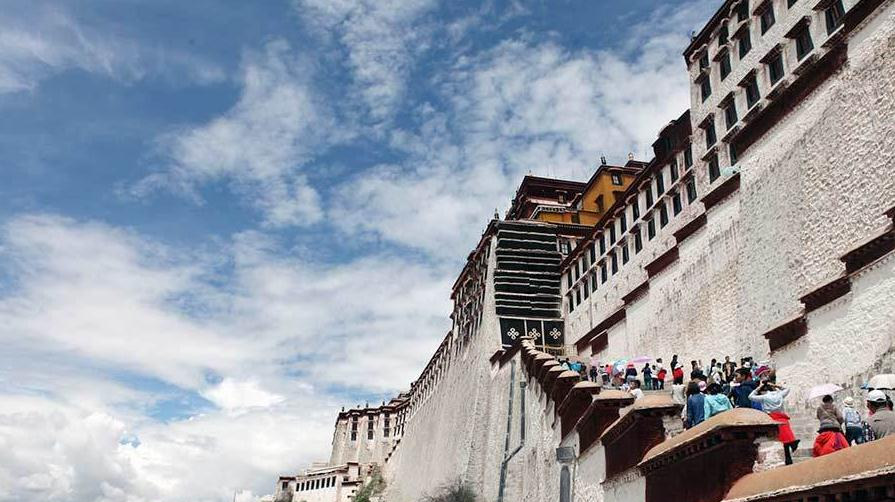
<box><xmin>813</xmin><ymin>395</ymin><xmax>848</xmax><ymax>457</ymax></box>
<box><xmin>655</xmin><ymin>358</ymin><xmax>666</xmax><ymax>390</ymax></box>
<box><xmin>671</xmin><ymin>380</ymin><xmax>686</xmax><ymax>406</ymax></box>
<box><xmin>685</xmin><ymin>381</ymin><xmax>706</xmax><ymax>429</ymax></box>
<box><xmin>709</xmin><ymin>363</ymin><xmax>724</xmax><ymax>385</ymax></box>
<box><xmin>672</xmin><ymin>361</ymin><xmax>685</xmax><ymax>385</ymax></box>
<box><xmin>816</xmin><ymin>395</ymin><xmax>844</xmax><ymax>431</ymax></box>
<box><xmin>841</xmin><ymin>397</ymin><xmax>864</xmax><ymax>445</ymax></box>
<box><xmin>749</xmin><ymin>381</ymin><xmax>799</xmax><ymax>465</ymax></box>
<box><xmin>642</xmin><ymin>363</ymin><xmax>653</xmax><ymax>390</ymax></box>
<box><xmin>866</xmin><ymin>390</ymin><xmax>895</xmax><ymax>440</ymax></box>
<box><xmin>589</xmin><ymin>364</ymin><xmax>599</xmax><ymax>383</ymax></box>
<box><xmin>723</xmin><ymin>356</ymin><xmax>737</xmax><ymax>383</ymax></box>
<box><xmin>703</xmin><ymin>383</ymin><xmax>732</xmax><ymax>420</ymax></box>
<box><xmin>625</xmin><ymin>363</ymin><xmax>638</xmax><ymax>384</ymax></box>
<box><xmin>729</xmin><ymin>368</ymin><xmax>759</xmax><ymax>409</ymax></box>
<box><xmin>629</xmin><ymin>380</ymin><xmax>644</xmax><ymax>400</ymax></box>
<box><xmin>690</xmin><ymin>360</ymin><xmax>706</xmax><ymax>381</ymax></box>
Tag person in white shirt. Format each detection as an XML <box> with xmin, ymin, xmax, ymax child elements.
<box><xmin>629</xmin><ymin>380</ymin><xmax>644</xmax><ymax>400</ymax></box>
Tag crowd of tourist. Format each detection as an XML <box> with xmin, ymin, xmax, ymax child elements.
<box><xmin>556</xmin><ymin>354</ymin><xmax>895</xmax><ymax>465</ymax></box>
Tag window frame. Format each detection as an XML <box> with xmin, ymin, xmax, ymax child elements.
<box><xmin>708</xmin><ymin>154</ymin><xmax>721</xmax><ymax>182</ymax></box>
<box><xmin>825</xmin><ymin>1</ymin><xmax>845</xmax><ymax>35</ymax></box>
<box><xmin>724</xmin><ymin>99</ymin><xmax>738</xmax><ymax>130</ymax></box>
<box><xmin>686</xmin><ymin>177</ymin><xmax>698</xmax><ymax>203</ymax></box>
<box><xmin>768</xmin><ymin>52</ymin><xmax>785</xmax><ymax>84</ymax></box>
<box><xmin>795</xmin><ymin>25</ymin><xmax>814</xmax><ymax>60</ymax></box>
<box><xmin>699</xmin><ymin>75</ymin><xmax>712</xmax><ymax>102</ymax></box>
<box><xmin>659</xmin><ymin>202</ymin><xmax>669</xmax><ymax>228</ymax></box>
<box><xmin>760</xmin><ymin>4</ymin><xmax>775</xmax><ymax>34</ymax></box>
<box><xmin>719</xmin><ymin>51</ymin><xmax>732</xmax><ymax>80</ymax></box>
<box><xmin>745</xmin><ymin>73</ymin><xmax>761</xmax><ymax>108</ymax></box>
<box><xmin>705</xmin><ymin>120</ymin><xmax>717</xmax><ymax>149</ymax></box>
<box><xmin>736</xmin><ymin>1</ymin><xmax>750</xmax><ymax>22</ymax></box>
<box><xmin>738</xmin><ymin>29</ymin><xmax>753</xmax><ymax>59</ymax></box>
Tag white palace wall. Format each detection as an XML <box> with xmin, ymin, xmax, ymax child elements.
<box><xmin>284</xmin><ymin>4</ymin><xmax>895</xmax><ymax>502</ymax></box>
<box><xmin>567</xmin><ymin>1</ymin><xmax>895</xmax><ymax>390</ymax></box>
<box><xmin>382</xmin><ymin>237</ymin><xmax>505</xmax><ymax>502</ymax></box>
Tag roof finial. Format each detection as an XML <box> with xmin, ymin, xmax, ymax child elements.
<box><xmin>494</xmin><ymin>208</ymin><xmax>500</xmax><ymax>220</ymax></box>
<box><xmin>600</xmin><ymin>155</ymin><xmax>607</xmax><ymax>166</ymax></box>
<box><xmin>628</xmin><ymin>152</ymin><xmax>635</xmax><ymax>161</ymax></box>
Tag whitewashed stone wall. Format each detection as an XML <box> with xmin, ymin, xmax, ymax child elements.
<box><xmin>568</xmin><ymin>1</ymin><xmax>895</xmax><ymax>392</ymax></box>
<box><xmin>370</xmin><ymin>3</ymin><xmax>895</xmax><ymax>501</ymax></box>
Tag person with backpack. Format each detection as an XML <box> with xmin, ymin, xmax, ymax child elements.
<box><xmin>841</xmin><ymin>397</ymin><xmax>865</xmax><ymax>445</ymax></box>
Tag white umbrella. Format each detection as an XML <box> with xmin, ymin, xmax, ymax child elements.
<box><xmin>807</xmin><ymin>383</ymin><xmax>843</xmax><ymax>400</ymax></box>
<box><xmin>868</xmin><ymin>374</ymin><xmax>895</xmax><ymax>390</ymax></box>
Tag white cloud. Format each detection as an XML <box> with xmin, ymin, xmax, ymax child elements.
<box><xmin>201</xmin><ymin>379</ymin><xmax>284</xmax><ymax>413</ymax></box>
<box><xmin>134</xmin><ymin>40</ymin><xmax>342</xmax><ymax>227</ymax></box>
<box><xmin>330</xmin><ymin>2</ymin><xmax>718</xmax><ymax>257</ymax></box>
<box><xmin>0</xmin><ymin>2</ymin><xmax>224</xmax><ymax>95</ymax></box>
<box><xmin>0</xmin><ymin>213</ymin><xmax>451</xmax><ymax>501</ymax></box>
<box><xmin>294</xmin><ymin>0</ymin><xmax>438</xmax><ymax>122</ymax></box>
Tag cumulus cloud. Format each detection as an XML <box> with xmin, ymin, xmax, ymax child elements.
<box><xmin>331</xmin><ymin>1</ymin><xmax>718</xmax><ymax>257</ymax></box>
<box><xmin>0</xmin><ymin>2</ymin><xmax>223</xmax><ymax>94</ymax></box>
<box><xmin>0</xmin><ymin>213</ymin><xmax>451</xmax><ymax>501</ymax></box>
<box><xmin>133</xmin><ymin>40</ymin><xmax>343</xmax><ymax>227</ymax></box>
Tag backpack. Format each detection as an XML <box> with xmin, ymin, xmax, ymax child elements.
<box><xmin>844</xmin><ymin>407</ymin><xmax>862</xmax><ymax>427</ymax></box>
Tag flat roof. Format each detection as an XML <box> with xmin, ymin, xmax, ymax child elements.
<box><xmin>724</xmin><ymin>435</ymin><xmax>895</xmax><ymax>501</ymax></box>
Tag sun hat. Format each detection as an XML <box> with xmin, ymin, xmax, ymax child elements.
<box><xmin>843</xmin><ymin>397</ymin><xmax>855</xmax><ymax>407</ymax></box>
<box><xmin>867</xmin><ymin>389</ymin><xmax>888</xmax><ymax>403</ymax></box>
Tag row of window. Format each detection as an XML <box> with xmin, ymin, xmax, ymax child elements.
<box><xmin>699</xmin><ymin>0</ymin><xmax>847</xmax><ymax>184</ymax></box>
<box><xmin>564</xmin><ymin>150</ymin><xmax>700</xmax><ymax>312</ymax></box>
<box><xmin>288</xmin><ymin>475</ymin><xmax>338</xmax><ymax>492</ymax></box>
<box><xmin>348</xmin><ymin>412</ymin><xmax>398</xmax><ymax>441</ymax></box>
<box><xmin>696</xmin><ymin>0</ymin><xmax>845</xmax><ymax>105</ymax></box>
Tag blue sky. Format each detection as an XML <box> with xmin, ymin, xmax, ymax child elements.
<box><xmin>0</xmin><ymin>1</ymin><xmax>721</xmax><ymax>500</ymax></box>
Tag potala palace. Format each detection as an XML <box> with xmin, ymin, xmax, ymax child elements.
<box><xmin>272</xmin><ymin>0</ymin><xmax>895</xmax><ymax>501</ymax></box>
